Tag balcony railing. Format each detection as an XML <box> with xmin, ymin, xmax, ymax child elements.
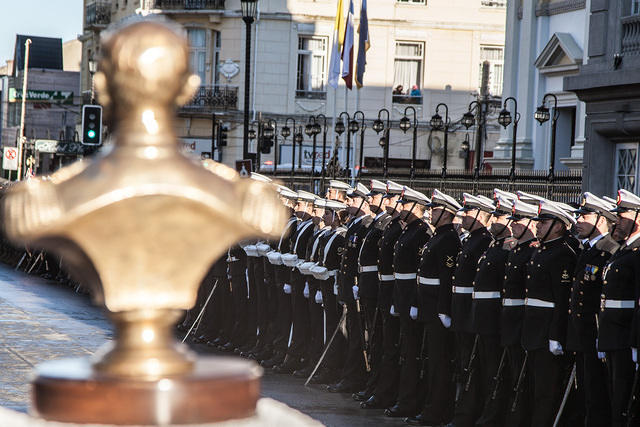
<box><xmin>392</xmin><ymin>94</ymin><xmax>423</xmax><ymax>105</ymax></box>
<box><xmin>86</xmin><ymin>2</ymin><xmax>111</xmax><ymax>28</ymax></box>
<box><xmin>182</xmin><ymin>85</ymin><xmax>238</xmax><ymax>111</ymax></box>
<box><xmin>150</xmin><ymin>0</ymin><xmax>225</xmax><ymax>9</ymax></box>
<box><xmin>621</xmin><ymin>14</ymin><xmax>640</xmax><ymax>55</ymax></box>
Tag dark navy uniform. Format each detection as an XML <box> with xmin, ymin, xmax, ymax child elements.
<box><xmin>413</xmin><ymin>223</ymin><xmax>461</xmax><ymax>424</ymax></box>
<box><xmin>598</xmin><ymin>237</ymin><xmax>640</xmax><ymax>426</ymax></box>
<box><xmin>451</xmin><ymin>227</ymin><xmax>491</xmax><ymax>427</ymax></box>
<box><xmin>387</xmin><ymin>217</ymin><xmax>431</xmax><ymax>415</ymax></box>
<box><xmin>280</xmin><ymin>218</ymin><xmax>316</xmax><ymax>370</ymax></box>
<box><xmin>501</xmin><ymin>238</ymin><xmax>537</xmax><ymax>425</ymax></box>
<box><xmin>363</xmin><ymin>215</ymin><xmax>404</xmax><ymax>409</ymax></box>
<box><xmin>522</xmin><ymin>237</ymin><xmax>576</xmax><ymax>426</ymax></box>
<box><xmin>566</xmin><ymin>234</ymin><xmax>618</xmax><ymax>426</ymax></box>
<box><xmin>356</xmin><ymin>211</ymin><xmax>392</xmax><ymax>396</ymax></box>
<box><xmin>471</xmin><ymin>237</ymin><xmax>512</xmax><ymax>426</ymax></box>
<box><xmin>332</xmin><ymin>214</ymin><xmax>373</xmax><ymax>390</ymax></box>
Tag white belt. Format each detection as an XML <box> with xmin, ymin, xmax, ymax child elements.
<box><xmin>418</xmin><ymin>277</ymin><xmax>440</xmax><ymax>286</ymax></box>
<box><xmin>379</xmin><ymin>274</ymin><xmax>395</xmax><ymax>282</ymax></box>
<box><xmin>473</xmin><ymin>291</ymin><xmax>501</xmax><ymax>299</ymax></box>
<box><xmin>603</xmin><ymin>299</ymin><xmax>635</xmax><ymax>309</ymax></box>
<box><xmin>502</xmin><ymin>298</ymin><xmax>525</xmax><ymax>306</ymax></box>
<box><xmin>452</xmin><ymin>286</ymin><xmax>473</xmax><ymax>294</ymax></box>
<box><xmin>395</xmin><ymin>273</ymin><xmax>417</xmax><ymax>280</ymax></box>
<box><xmin>359</xmin><ymin>265</ymin><xmax>378</xmax><ymax>273</ymax></box>
<box><xmin>525</xmin><ymin>298</ymin><xmax>555</xmax><ymax>308</ymax></box>
<box><xmin>327</xmin><ymin>269</ymin><xmax>338</xmax><ymax>277</ymax></box>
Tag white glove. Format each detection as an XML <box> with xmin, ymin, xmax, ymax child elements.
<box><xmin>303</xmin><ymin>282</ymin><xmax>310</xmax><ymax>298</ymax></box>
<box><xmin>549</xmin><ymin>340</ymin><xmax>563</xmax><ymax>356</ymax></box>
<box><xmin>438</xmin><ymin>313</ymin><xmax>451</xmax><ymax>329</ymax></box>
<box><xmin>283</xmin><ymin>284</ymin><xmax>292</xmax><ymax>294</ymax></box>
<box><xmin>598</xmin><ymin>351</ymin><xmax>606</xmax><ymax>360</ymax></box>
<box><xmin>315</xmin><ymin>290</ymin><xmax>323</xmax><ymax>304</ymax></box>
<box><xmin>390</xmin><ymin>305</ymin><xmax>399</xmax><ymax>317</ymax></box>
<box><xmin>352</xmin><ymin>285</ymin><xmax>359</xmax><ymax>300</ymax></box>
<box><xmin>410</xmin><ymin>306</ymin><xmax>418</xmax><ymax>320</ymax></box>
<box><xmin>633</xmin><ymin>347</ymin><xmax>638</xmax><ymax>363</ymax></box>
<box><xmin>333</xmin><ymin>283</ymin><xmax>339</xmax><ymax>296</ymax></box>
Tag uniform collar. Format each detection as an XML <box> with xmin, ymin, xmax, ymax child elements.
<box><xmin>434</xmin><ymin>223</ymin><xmax>455</xmax><ymax>233</ymax></box>
<box><xmin>588</xmin><ymin>232</ymin><xmax>607</xmax><ymax>248</ymax></box>
<box><xmin>626</xmin><ymin>231</ymin><xmax>640</xmax><ymax>247</ymax></box>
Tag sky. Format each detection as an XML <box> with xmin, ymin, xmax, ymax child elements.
<box><xmin>0</xmin><ymin>0</ymin><xmax>83</xmax><ymax>63</ymax></box>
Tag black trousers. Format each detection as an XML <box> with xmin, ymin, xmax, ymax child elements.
<box><xmin>196</xmin><ymin>271</ymin><xmax>223</xmax><ymax>341</ymax></box>
<box><xmin>575</xmin><ymin>350</ymin><xmax>611</xmax><ymax>427</ymax></box>
<box><xmin>320</xmin><ymin>277</ymin><xmax>345</xmax><ymax>371</ymax></box>
<box><xmin>606</xmin><ymin>349</ymin><xmax>636</xmax><ymax>427</ymax></box>
<box><xmin>475</xmin><ymin>334</ymin><xmax>507</xmax><ymax>427</ymax></box>
<box><xmin>287</xmin><ymin>270</ymin><xmax>310</xmax><ymax>359</ymax></box>
<box><xmin>454</xmin><ymin>332</ymin><xmax>483</xmax><ymax>427</ymax></box>
<box><xmin>503</xmin><ymin>345</ymin><xmax>529</xmax><ymax>427</ymax></box>
<box><xmin>253</xmin><ymin>259</ymin><xmax>268</xmax><ymax>344</ymax></box>
<box><xmin>262</xmin><ymin>261</ymin><xmax>278</xmax><ymax>346</ymax></box>
<box><xmin>394</xmin><ymin>315</ymin><xmax>424</xmax><ymax>413</ymax></box>
<box><xmin>339</xmin><ymin>300</ymin><xmax>367</xmax><ymax>384</ymax></box>
<box><xmin>420</xmin><ymin>318</ymin><xmax>455</xmax><ymax>424</ymax></box>
<box><xmin>230</xmin><ymin>272</ymin><xmax>250</xmax><ymax>344</ymax></box>
<box><xmin>244</xmin><ymin>258</ymin><xmax>257</xmax><ymax>343</ymax></box>
<box><xmin>272</xmin><ymin>266</ymin><xmax>292</xmax><ymax>354</ymax></box>
<box><xmin>372</xmin><ymin>310</ymin><xmax>400</xmax><ymax>405</ymax></box>
<box><xmin>306</xmin><ymin>278</ymin><xmax>325</xmax><ymax>364</ymax></box>
<box><xmin>527</xmin><ymin>348</ymin><xmax>565</xmax><ymax>427</ymax></box>
<box><xmin>360</xmin><ymin>296</ymin><xmax>380</xmax><ymax>394</ymax></box>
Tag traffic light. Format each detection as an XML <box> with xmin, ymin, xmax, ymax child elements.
<box><xmin>218</xmin><ymin>125</ymin><xmax>228</xmax><ymax>147</ymax></box>
<box><xmin>259</xmin><ymin>136</ymin><xmax>273</xmax><ymax>154</ymax></box>
<box><xmin>81</xmin><ymin>105</ymin><xmax>102</xmax><ymax>145</ymax></box>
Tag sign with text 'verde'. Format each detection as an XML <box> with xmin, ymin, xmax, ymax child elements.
<box><xmin>8</xmin><ymin>88</ymin><xmax>74</xmax><ymax>104</ymax></box>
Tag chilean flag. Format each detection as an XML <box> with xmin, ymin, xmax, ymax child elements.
<box><xmin>341</xmin><ymin>0</ymin><xmax>355</xmax><ymax>90</ymax></box>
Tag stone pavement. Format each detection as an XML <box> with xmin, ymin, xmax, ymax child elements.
<box><xmin>0</xmin><ymin>264</ymin><xmax>404</xmax><ymax>427</ymax></box>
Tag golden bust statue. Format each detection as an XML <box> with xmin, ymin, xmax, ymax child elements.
<box><xmin>3</xmin><ymin>20</ymin><xmax>286</xmax><ymax>379</ymax></box>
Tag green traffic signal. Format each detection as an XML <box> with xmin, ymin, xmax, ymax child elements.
<box><xmin>88</xmin><ymin>130</ymin><xmax>96</xmax><ymax>139</ymax></box>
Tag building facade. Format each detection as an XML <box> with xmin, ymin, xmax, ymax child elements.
<box><xmin>565</xmin><ymin>0</ymin><xmax>640</xmax><ymax>196</ymax></box>
<box><xmin>79</xmin><ymin>0</ymin><xmax>506</xmax><ymax>171</ymax></box>
<box><xmin>489</xmin><ymin>0</ymin><xmax>589</xmax><ymax>173</ymax></box>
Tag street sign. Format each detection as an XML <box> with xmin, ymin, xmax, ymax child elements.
<box><xmin>35</xmin><ymin>139</ymin><xmax>59</xmax><ymax>154</ymax></box>
<box><xmin>8</xmin><ymin>88</ymin><xmax>74</xmax><ymax>104</ymax></box>
<box><xmin>3</xmin><ymin>147</ymin><xmax>18</xmax><ymax>170</ymax></box>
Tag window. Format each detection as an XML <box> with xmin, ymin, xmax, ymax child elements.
<box><xmin>296</xmin><ymin>36</ymin><xmax>328</xmax><ymax>99</ymax></box>
<box><xmin>481</xmin><ymin>0</ymin><xmax>506</xmax><ymax>6</ymax></box>
<box><xmin>393</xmin><ymin>41</ymin><xmax>424</xmax><ymax>99</ymax></box>
<box><xmin>479</xmin><ymin>45</ymin><xmax>504</xmax><ymax>97</ymax></box>
<box><xmin>633</xmin><ymin>0</ymin><xmax>640</xmax><ymax>15</ymax></box>
<box><xmin>214</xmin><ymin>30</ymin><xmax>221</xmax><ymax>86</ymax></box>
<box><xmin>7</xmin><ymin>103</ymin><xmax>20</xmax><ymax>127</ymax></box>
<box><xmin>188</xmin><ymin>28</ymin><xmax>207</xmax><ymax>85</ymax></box>
<box><xmin>397</xmin><ymin>0</ymin><xmax>426</xmax><ymax>4</ymax></box>
<box><xmin>615</xmin><ymin>143</ymin><xmax>639</xmax><ymax>193</ymax></box>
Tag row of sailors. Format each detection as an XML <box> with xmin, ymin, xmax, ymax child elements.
<box><xmin>182</xmin><ymin>176</ymin><xmax>640</xmax><ymax>427</ymax></box>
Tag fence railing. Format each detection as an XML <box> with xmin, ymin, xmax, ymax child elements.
<box><xmin>150</xmin><ymin>0</ymin><xmax>225</xmax><ymax>9</ymax></box>
<box><xmin>181</xmin><ymin>85</ymin><xmax>238</xmax><ymax>111</ymax></box>
<box><xmin>267</xmin><ymin>168</ymin><xmax>583</xmax><ymax>204</ymax></box>
<box><xmin>621</xmin><ymin>14</ymin><xmax>640</xmax><ymax>55</ymax></box>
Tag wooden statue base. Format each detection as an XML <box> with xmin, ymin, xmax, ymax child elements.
<box><xmin>31</xmin><ymin>356</ymin><xmax>261</xmax><ymax>425</ymax></box>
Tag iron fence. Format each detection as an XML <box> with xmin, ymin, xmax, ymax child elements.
<box><xmin>181</xmin><ymin>85</ymin><xmax>238</xmax><ymax>111</ymax></box>
<box><xmin>152</xmin><ymin>0</ymin><xmax>225</xmax><ymax>9</ymax></box>
<box><xmin>268</xmin><ymin>168</ymin><xmax>583</xmax><ymax>204</ymax></box>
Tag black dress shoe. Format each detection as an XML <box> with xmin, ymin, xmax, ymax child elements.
<box><xmin>193</xmin><ymin>334</ymin><xmax>207</xmax><ymax>343</ymax></box>
<box><xmin>384</xmin><ymin>404</ymin><xmax>416</xmax><ymax>418</ymax></box>
<box><xmin>261</xmin><ymin>352</ymin><xmax>285</xmax><ymax>369</ymax></box>
<box><xmin>273</xmin><ymin>356</ymin><xmax>304</xmax><ymax>374</ymax></box>
<box><xmin>404</xmin><ymin>414</ymin><xmax>441</xmax><ymax>426</ymax></box>
<box><xmin>253</xmin><ymin>349</ymin><xmax>273</xmax><ymax>362</ymax></box>
<box><xmin>360</xmin><ymin>395</ymin><xmax>390</xmax><ymax>410</ymax></box>
<box><xmin>326</xmin><ymin>380</ymin><xmax>362</xmax><ymax>394</ymax></box>
<box><xmin>352</xmin><ymin>390</ymin><xmax>369</xmax><ymax>402</ymax></box>
<box><xmin>292</xmin><ymin>365</ymin><xmax>313</xmax><ymax>378</ymax></box>
<box><xmin>307</xmin><ymin>368</ymin><xmax>338</xmax><ymax>385</ymax></box>
<box><xmin>221</xmin><ymin>341</ymin><xmax>235</xmax><ymax>352</ymax></box>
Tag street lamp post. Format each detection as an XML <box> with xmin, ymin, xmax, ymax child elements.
<box><xmin>373</xmin><ymin>108</ymin><xmax>390</xmax><ymax>178</ymax></box>
<box><xmin>294</xmin><ymin>126</ymin><xmax>304</xmax><ymax>171</ymax></box>
<box><xmin>353</xmin><ymin>111</ymin><xmax>365</xmax><ymax>180</ymax></box>
<box><xmin>430</xmin><ymin>103</ymin><xmax>449</xmax><ymax>182</ymax></box>
<box><xmin>400</xmin><ymin>107</ymin><xmax>417</xmax><ymax>183</ymax></box>
<box><xmin>535</xmin><ymin>93</ymin><xmax>559</xmax><ymax>197</ymax></box>
<box><xmin>282</xmin><ymin>117</ymin><xmax>295</xmax><ymax>183</ymax></box>
<box><xmin>241</xmin><ymin>0</ymin><xmax>258</xmax><ymax>162</ymax></box>
<box><xmin>334</xmin><ymin>116</ymin><xmax>346</xmax><ymax>179</ymax></box>
<box><xmin>497</xmin><ymin>97</ymin><xmax>520</xmax><ymax>184</ymax></box>
<box><xmin>316</xmin><ymin>114</ymin><xmax>328</xmax><ymax>193</ymax></box>
<box><xmin>337</xmin><ymin>112</ymin><xmax>354</xmax><ymax>177</ymax></box>
<box><xmin>305</xmin><ymin>117</ymin><xmax>317</xmax><ymax>186</ymax></box>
